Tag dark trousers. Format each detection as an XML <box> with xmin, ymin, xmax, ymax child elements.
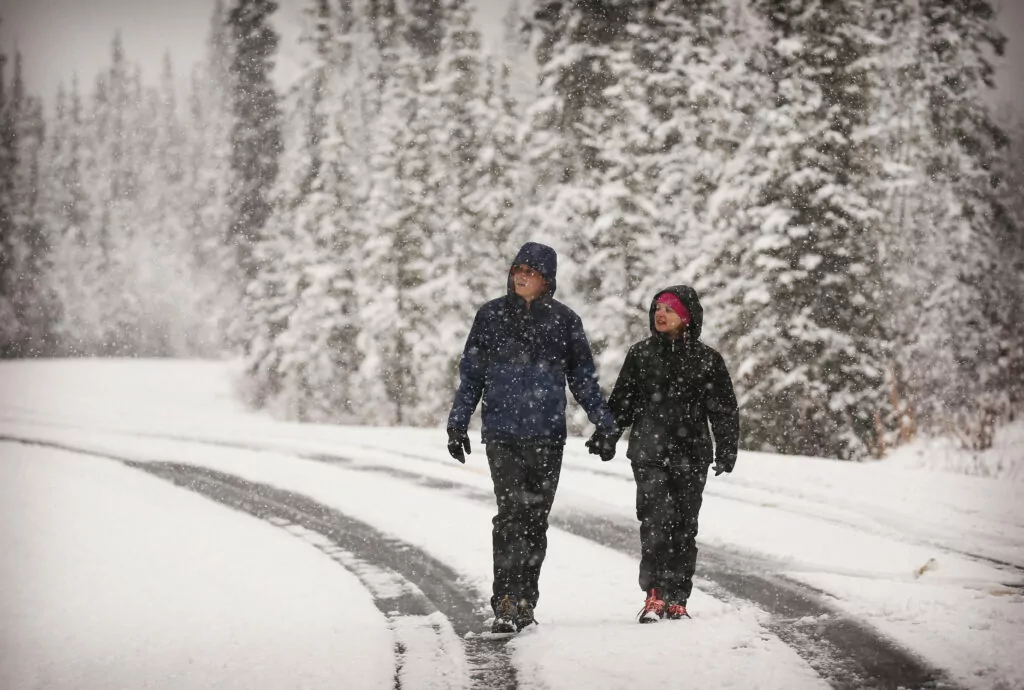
<box><xmin>486</xmin><ymin>442</ymin><xmax>563</xmax><ymax>613</ymax></box>
<box><xmin>632</xmin><ymin>462</ymin><xmax>708</xmax><ymax>604</ymax></box>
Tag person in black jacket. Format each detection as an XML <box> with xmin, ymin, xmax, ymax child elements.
<box><xmin>589</xmin><ymin>285</ymin><xmax>739</xmax><ymax>622</ymax></box>
<box><xmin>447</xmin><ymin>241</ymin><xmax>618</xmax><ymax>634</ymax></box>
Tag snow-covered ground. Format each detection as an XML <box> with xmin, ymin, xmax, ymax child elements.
<box><xmin>1</xmin><ymin>359</ymin><xmax>1022</xmax><ymax>689</ymax></box>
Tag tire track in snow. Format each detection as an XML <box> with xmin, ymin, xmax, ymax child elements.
<box><xmin>0</xmin><ymin>437</ymin><xmax>518</xmax><ymax>690</ymax></box>
<box><xmin>0</xmin><ymin>430</ymin><xmax>964</xmax><ymax>688</ymax></box>
<box><xmin>5</xmin><ymin>413</ymin><xmax>1020</xmax><ymax>579</ymax></box>
<box><xmin>301</xmin><ymin>451</ymin><xmax>959</xmax><ymax>690</ymax></box>
<box><xmin>348</xmin><ymin>439</ymin><xmax>1024</xmax><ymax>583</ymax></box>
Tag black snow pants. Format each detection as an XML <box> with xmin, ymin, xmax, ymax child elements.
<box><xmin>486</xmin><ymin>442</ymin><xmax>562</xmax><ymax>613</ymax></box>
<box><xmin>632</xmin><ymin>462</ymin><xmax>708</xmax><ymax>604</ymax></box>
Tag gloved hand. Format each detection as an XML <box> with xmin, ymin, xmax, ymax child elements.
<box><xmin>585</xmin><ymin>430</ymin><xmax>617</xmax><ymax>462</ymax></box>
<box><xmin>712</xmin><ymin>457</ymin><xmax>735</xmax><ymax>476</ymax></box>
<box><xmin>447</xmin><ymin>428</ymin><xmax>471</xmax><ymax>464</ymax></box>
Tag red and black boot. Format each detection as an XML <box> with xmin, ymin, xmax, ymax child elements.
<box><xmin>637</xmin><ymin>587</ymin><xmax>666</xmax><ymax>624</ymax></box>
<box><xmin>665</xmin><ymin>601</ymin><xmax>690</xmax><ymax>620</ymax></box>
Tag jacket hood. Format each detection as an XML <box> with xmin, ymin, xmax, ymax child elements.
<box><xmin>507</xmin><ymin>242</ymin><xmax>558</xmax><ymax>297</ymax></box>
<box><xmin>649</xmin><ymin>285</ymin><xmax>704</xmax><ymax>340</ymax></box>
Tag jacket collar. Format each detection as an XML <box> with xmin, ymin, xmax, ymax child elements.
<box><xmin>505</xmin><ymin>291</ymin><xmax>551</xmax><ymax>314</ymax></box>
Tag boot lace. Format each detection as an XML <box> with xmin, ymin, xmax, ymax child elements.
<box><xmin>636</xmin><ymin>588</ymin><xmax>665</xmax><ymax>622</ymax></box>
<box><xmin>666</xmin><ymin>602</ymin><xmax>690</xmax><ymax>619</ymax></box>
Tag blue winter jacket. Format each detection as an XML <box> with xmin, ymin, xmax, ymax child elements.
<box><xmin>447</xmin><ymin>242</ymin><xmax>617</xmax><ymax>445</ymax></box>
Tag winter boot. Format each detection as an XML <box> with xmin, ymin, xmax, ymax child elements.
<box><xmin>637</xmin><ymin>587</ymin><xmax>665</xmax><ymax>624</ymax></box>
<box><xmin>516</xmin><ymin>599</ymin><xmax>536</xmax><ymax>632</ymax></box>
<box><xmin>665</xmin><ymin>601</ymin><xmax>690</xmax><ymax>620</ymax></box>
<box><xmin>492</xmin><ymin>595</ymin><xmax>517</xmax><ymax>634</ymax></box>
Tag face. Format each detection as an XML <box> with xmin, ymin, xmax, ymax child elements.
<box><xmin>512</xmin><ymin>264</ymin><xmax>548</xmax><ymax>302</ymax></box>
<box><xmin>654</xmin><ymin>302</ymin><xmax>685</xmax><ymax>335</ymax></box>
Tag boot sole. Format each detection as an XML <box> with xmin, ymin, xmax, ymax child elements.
<box><xmin>491</xmin><ymin>619</ymin><xmax>516</xmax><ymax>634</ymax></box>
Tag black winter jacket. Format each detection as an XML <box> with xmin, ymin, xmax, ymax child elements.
<box><xmin>448</xmin><ymin>242</ymin><xmax>617</xmax><ymax>445</ymax></box>
<box><xmin>608</xmin><ymin>286</ymin><xmax>740</xmax><ymax>469</ymax></box>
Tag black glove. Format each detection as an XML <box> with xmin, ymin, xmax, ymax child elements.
<box><xmin>713</xmin><ymin>457</ymin><xmax>735</xmax><ymax>476</ymax></box>
<box><xmin>447</xmin><ymin>428</ymin><xmax>471</xmax><ymax>464</ymax></box>
<box><xmin>585</xmin><ymin>430</ymin><xmax>617</xmax><ymax>462</ymax></box>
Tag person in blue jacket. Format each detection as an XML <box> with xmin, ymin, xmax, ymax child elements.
<box><xmin>447</xmin><ymin>241</ymin><xmax>618</xmax><ymax>634</ymax></box>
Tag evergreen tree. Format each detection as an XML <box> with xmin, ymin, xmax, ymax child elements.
<box><xmin>226</xmin><ymin>0</ymin><xmax>283</xmax><ymax>282</ymax></box>
<box><xmin>466</xmin><ymin>56</ymin><xmax>522</xmax><ymax>284</ymax></box>
<box><xmin>0</xmin><ymin>47</ymin><xmax>17</xmax><ymax>351</ymax></box>
<box><xmin>405</xmin><ymin>0</ymin><xmax>445</xmax><ymax>64</ymax></box>
<box><xmin>865</xmin><ymin>0</ymin><xmax>1017</xmax><ymax>449</ymax></box>
<box><xmin>908</xmin><ymin>0</ymin><xmax>1015</xmax><ymax>446</ymax></box>
<box><xmin>521</xmin><ymin>0</ymin><xmax>634</xmax><ymax>325</ymax></box>
<box><xmin>498</xmin><ymin>0</ymin><xmax>536</xmax><ymax>111</ymax></box>
<box><xmin>994</xmin><ymin>115</ymin><xmax>1024</xmax><ymax>416</ymax></box>
<box><xmin>187</xmin><ymin>0</ymin><xmax>237</xmax><ymax>351</ymax></box>
<box><xmin>245</xmin><ymin>0</ymin><xmax>362</xmax><ymax>420</ymax></box>
<box><xmin>0</xmin><ymin>51</ymin><xmax>55</xmax><ymax>357</ymax></box>
<box><xmin>82</xmin><ymin>34</ymin><xmax>138</xmax><ymax>355</ymax></box>
<box><xmin>366</xmin><ymin>43</ymin><xmax>442</xmax><ymax>424</ymax></box>
<box><xmin>413</xmin><ymin>0</ymin><xmax>493</xmax><ymax>423</ymax></box>
<box><xmin>728</xmin><ymin>0</ymin><xmax>888</xmax><ymax>459</ymax></box>
<box><xmin>44</xmin><ymin>78</ymin><xmax>92</xmax><ymax>356</ymax></box>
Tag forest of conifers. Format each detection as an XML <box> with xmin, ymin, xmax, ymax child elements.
<box><xmin>1</xmin><ymin>0</ymin><xmax>1022</xmax><ymax>460</ymax></box>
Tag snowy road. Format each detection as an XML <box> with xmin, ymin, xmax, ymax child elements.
<box><xmin>2</xmin><ymin>360</ymin><xmax>1022</xmax><ymax>689</ymax></box>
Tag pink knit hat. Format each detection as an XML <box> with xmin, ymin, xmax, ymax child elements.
<box><xmin>656</xmin><ymin>293</ymin><xmax>691</xmax><ymax>326</ymax></box>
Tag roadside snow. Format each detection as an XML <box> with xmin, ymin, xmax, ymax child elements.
<box><xmin>0</xmin><ymin>443</ymin><xmax>394</xmax><ymax>690</ymax></box>
<box><xmin>886</xmin><ymin>422</ymin><xmax>1024</xmax><ymax>482</ymax></box>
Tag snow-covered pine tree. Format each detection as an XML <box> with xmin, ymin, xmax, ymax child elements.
<box><xmin>42</xmin><ymin>82</ymin><xmax>82</xmax><ymax>355</ymax></box>
<box><xmin>0</xmin><ymin>51</ymin><xmax>55</xmax><ymax>357</ymax></box>
<box><xmin>142</xmin><ymin>54</ymin><xmax>207</xmax><ymax>355</ymax></box>
<box><xmin>85</xmin><ymin>35</ymin><xmax>144</xmax><ymax>355</ymax></box>
<box><xmin>0</xmin><ymin>48</ymin><xmax>12</xmax><ymax>350</ymax></box>
<box><xmin>516</xmin><ymin>2</ymin><xmax>652</xmax><ymax>431</ymax></box>
<box><xmin>466</xmin><ymin>55</ymin><xmax>522</xmax><ymax>282</ymax></box>
<box><xmin>44</xmin><ymin>77</ymin><xmax>107</xmax><ymax>356</ymax></box>
<box><xmin>498</xmin><ymin>0</ymin><xmax>536</xmax><ymax>113</ymax></box>
<box><xmin>347</xmin><ymin>0</ymin><xmax>403</xmax><ymax>423</ymax></box>
<box><xmin>366</xmin><ymin>0</ymin><xmax>400</xmax><ymax>110</ymax></box>
<box><xmin>376</xmin><ymin>42</ymin><xmax>444</xmax><ymax>425</ymax></box>
<box><xmin>728</xmin><ymin>0</ymin><xmax>888</xmax><ymax>460</ymax></box>
<box><xmin>854</xmin><ymin>0</ymin><xmax>928</xmax><ymax>449</ymax></box>
<box><xmin>186</xmin><ymin>0</ymin><xmax>238</xmax><ymax>352</ymax></box>
<box><xmin>226</xmin><ymin>0</ymin><xmax>283</xmax><ymax>285</ymax></box>
<box><xmin>246</xmin><ymin>0</ymin><xmax>364</xmax><ymax>421</ymax></box>
<box><xmin>520</xmin><ymin>0</ymin><xmax>633</xmax><ymax>334</ymax></box>
<box><xmin>408</xmin><ymin>0</ymin><xmax>493</xmax><ymax>425</ymax></box>
<box><xmin>405</xmin><ymin>0</ymin><xmax>445</xmax><ymax>66</ymax></box>
<box><xmin>289</xmin><ymin>0</ymin><xmax>364</xmax><ymax>421</ymax></box>
<box><xmin>0</xmin><ymin>48</ymin><xmax>21</xmax><ymax>354</ymax></box>
<box><xmin>993</xmin><ymin>113</ymin><xmax>1024</xmax><ymax>417</ymax></box>
<box><xmin>689</xmin><ymin>0</ymin><xmax>776</xmax><ymax>348</ymax></box>
<box><xmin>571</xmin><ymin>1</ymin><xmax>665</xmax><ymax>378</ymax></box>
<box><xmin>906</xmin><ymin>0</ymin><xmax>1015</xmax><ymax>447</ymax></box>
<box><xmin>600</xmin><ymin>0</ymin><xmax>761</xmax><ymax>354</ymax></box>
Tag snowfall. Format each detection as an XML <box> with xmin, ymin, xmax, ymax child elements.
<box><xmin>1</xmin><ymin>359</ymin><xmax>1022</xmax><ymax>690</ymax></box>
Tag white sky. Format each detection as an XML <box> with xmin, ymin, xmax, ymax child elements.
<box><xmin>1</xmin><ymin>0</ymin><xmax>1021</xmax><ymax>120</ymax></box>
<box><xmin>0</xmin><ymin>0</ymin><xmax>513</xmax><ymax>108</ymax></box>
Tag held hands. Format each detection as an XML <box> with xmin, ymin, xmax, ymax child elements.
<box><xmin>585</xmin><ymin>430</ymin><xmax>617</xmax><ymax>462</ymax></box>
<box><xmin>447</xmin><ymin>429</ymin><xmax>471</xmax><ymax>464</ymax></box>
